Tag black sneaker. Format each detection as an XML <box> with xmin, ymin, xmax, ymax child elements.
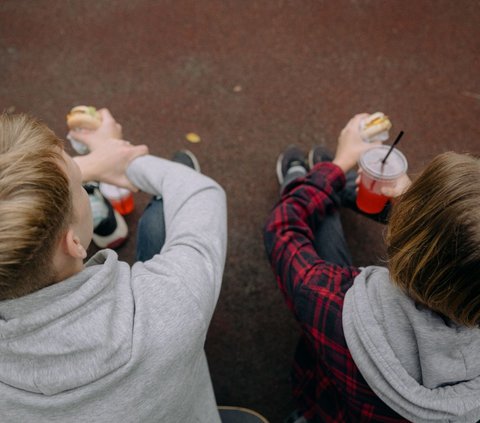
<box><xmin>276</xmin><ymin>145</ymin><xmax>307</xmax><ymax>186</ymax></box>
<box><xmin>84</xmin><ymin>183</ymin><xmax>128</xmax><ymax>249</ymax></box>
<box><xmin>284</xmin><ymin>410</ymin><xmax>307</xmax><ymax>423</ymax></box>
<box><xmin>171</xmin><ymin>149</ymin><xmax>200</xmax><ymax>172</ymax></box>
<box><xmin>307</xmin><ymin>145</ymin><xmax>334</xmax><ymax>170</ymax></box>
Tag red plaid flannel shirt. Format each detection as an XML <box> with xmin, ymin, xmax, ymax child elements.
<box><xmin>264</xmin><ymin>162</ymin><xmax>409</xmax><ymax>422</ymax></box>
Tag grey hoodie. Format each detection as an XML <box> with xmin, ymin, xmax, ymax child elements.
<box><xmin>343</xmin><ymin>266</ymin><xmax>480</xmax><ymax>423</ymax></box>
<box><xmin>0</xmin><ymin>155</ymin><xmax>227</xmax><ymax>422</ymax></box>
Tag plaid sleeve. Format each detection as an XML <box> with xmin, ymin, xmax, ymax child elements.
<box><xmin>263</xmin><ymin>162</ymin><xmax>360</xmax><ymax>316</ymax></box>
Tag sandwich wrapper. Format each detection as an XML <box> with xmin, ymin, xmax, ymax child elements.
<box><xmin>359</xmin><ymin>115</ymin><xmax>391</xmax><ymax>143</ymax></box>
<box><xmin>67</xmin><ymin>134</ymin><xmax>90</xmax><ymax>155</ymax></box>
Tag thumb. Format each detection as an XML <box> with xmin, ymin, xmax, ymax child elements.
<box><xmin>380</xmin><ymin>186</ymin><xmax>395</xmax><ymax>198</ymax></box>
<box><xmin>97</xmin><ymin>108</ymin><xmax>115</xmax><ymax>123</ymax></box>
<box><xmin>127</xmin><ymin>144</ymin><xmax>150</xmax><ymax>164</ymax></box>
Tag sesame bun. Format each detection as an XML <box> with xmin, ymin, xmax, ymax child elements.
<box><xmin>66</xmin><ymin>106</ymin><xmax>101</xmax><ymax>130</ymax></box>
<box><xmin>361</xmin><ymin>112</ymin><xmax>392</xmax><ymax>139</ymax></box>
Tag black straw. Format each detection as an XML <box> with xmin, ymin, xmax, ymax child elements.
<box><xmin>382</xmin><ymin>130</ymin><xmax>404</xmax><ymax>164</ymax></box>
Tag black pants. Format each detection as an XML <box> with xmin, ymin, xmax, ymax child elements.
<box><xmin>282</xmin><ymin>169</ymin><xmax>390</xmax><ymax>267</ymax></box>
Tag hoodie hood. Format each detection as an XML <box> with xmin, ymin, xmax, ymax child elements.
<box><xmin>343</xmin><ymin>266</ymin><xmax>480</xmax><ymax>423</ymax></box>
<box><xmin>0</xmin><ymin>250</ymin><xmax>133</xmax><ymax>395</ymax></box>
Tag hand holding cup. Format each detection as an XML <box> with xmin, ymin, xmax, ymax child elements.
<box><xmin>355</xmin><ymin>145</ymin><xmax>408</xmax><ymax>214</ymax></box>
<box><xmin>355</xmin><ymin>170</ymin><xmax>412</xmax><ymax>198</ymax></box>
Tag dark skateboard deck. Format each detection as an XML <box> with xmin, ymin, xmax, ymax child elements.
<box><xmin>218</xmin><ymin>406</ymin><xmax>269</xmax><ymax>423</ymax></box>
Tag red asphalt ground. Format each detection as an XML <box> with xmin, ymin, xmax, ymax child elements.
<box><xmin>1</xmin><ymin>1</ymin><xmax>479</xmax><ymax>421</ymax></box>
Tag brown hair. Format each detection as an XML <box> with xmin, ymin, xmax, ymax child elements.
<box><xmin>387</xmin><ymin>152</ymin><xmax>480</xmax><ymax>327</ymax></box>
<box><xmin>0</xmin><ymin>113</ymin><xmax>73</xmax><ymax>300</ymax></box>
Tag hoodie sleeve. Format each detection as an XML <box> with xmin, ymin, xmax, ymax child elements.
<box><xmin>126</xmin><ymin>155</ymin><xmax>227</xmax><ymax>323</ymax></box>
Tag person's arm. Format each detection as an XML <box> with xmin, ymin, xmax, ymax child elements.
<box><xmin>332</xmin><ymin>113</ymin><xmax>378</xmax><ymax>173</ymax></box>
<box><xmin>335</xmin><ymin>114</ymin><xmax>412</xmax><ymax>223</ymax></box>
<box><xmin>265</xmin><ymin>114</ymin><xmax>380</xmax><ymax>328</ymax></box>
<box><xmin>73</xmin><ymin>139</ymin><xmax>148</xmax><ymax>190</ymax></box>
<box><xmin>379</xmin><ymin>172</ymin><xmax>412</xmax><ymax>198</ymax></box>
<box><xmin>265</xmin><ymin>114</ymin><xmax>373</xmax><ymax>300</ymax></box>
<box><xmin>68</xmin><ymin>108</ymin><xmax>123</xmax><ymax>149</ymax></box>
<box><xmin>127</xmin><ymin>156</ymin><xmax>227</xmax><ymax>323</ymax></box>
<box><xmin>264</xmin><ymin>162</ymin><xmax>360</xmax><ymax>314</ymax></box>
<box><xmin>70</xmin><ymin>108</ymin><xmax>148</xmax><ymax>189</ymax></box>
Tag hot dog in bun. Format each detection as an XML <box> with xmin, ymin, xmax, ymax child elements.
<box><xmin>66</xmin><ymin>105</ymin><xmax>102</xmax><ymax>131</ymax></box>
<box><xmin>360</xmin><ymin>112</ymin><xmax>392</xmax><ymax>142</ymax></box>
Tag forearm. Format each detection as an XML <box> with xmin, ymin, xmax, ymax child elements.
<box><xmin>128</xmin><ymin>155</ymin><xmax>227</xmax><ymax>317</ymax></box>
<box><xmin>71</xmin><ymin>140</ymin><xmax>148</xmax><ymax>190</ymax></box>
<box><xmin>332</xmin><ymin>157</ymin><xmax>356</xmax><ymax>174</ymax></box>
<box><xmin>73</xmin><ymin>155</ymin><xmax>97</xmax><ymax>182</ymax></box>
<box><xmin>127</xmin><ymin>155</ymin><xmax>227</xmax><ymax>265</ymax></box>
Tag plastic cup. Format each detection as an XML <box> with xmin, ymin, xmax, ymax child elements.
<box><xmin>66</xmin><ymin>134</ymin><xmax>89</xmax><ymax>155</ymax></box>
<box><xmin>99</xmin><ymin>183</ymin><xmax>135</xmax><ymax>215</ymax></box>
<box><xmin>356</xmin><ymin>145</ymin><xmax>408</xmax><ymax>214</ymax></box>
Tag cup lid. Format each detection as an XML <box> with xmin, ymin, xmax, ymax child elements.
<box><xmin>359</xmin><ymin>145</ymin><xmax>408</xmax><ymax>180</ymax></box>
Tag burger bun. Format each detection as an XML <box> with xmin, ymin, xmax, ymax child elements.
<box><xmin>361</xmin><ymin>112</ymin><xmax>392</xmax><ymax>139</ymax></box>
<box><xmin>66</xmin><ymin>106</ymin><xmax>102</xmax><ymax>131</ymax></box>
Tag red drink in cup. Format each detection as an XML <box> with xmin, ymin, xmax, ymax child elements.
<box><xmin>357</xmin><ymin>182</ymin><xmax>390</xmax><ymax>214</ymax></box>
<box><xmin>99</xmin><ymin>183</ymin><xmax>135</xmax><ymax>215</ymax></box>
<box><xmin>356</xmin><ymin>145</ymin><xmax>408</xmax><ymax>214</ymax></box>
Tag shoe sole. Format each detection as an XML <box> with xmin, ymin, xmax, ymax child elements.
<box><xmin>92</xmin><ymin>209</ymin><xmax>128</xmax><ymax>249</ymax></box>
<box><xmin>177</xmin><ymin>149</ymin><xmax>201</xmax><ymax>172</ymax></box>
<box><xmin>276</xmin><ymin>152</ymin><xmax>285</xmax><ymax>185</ymax></box>
<box><xmin>307</xmin><ymin>146</ymin><xmax>333</xmax><ymax>170</ymax></box>
<box><xmin>307</xmin><ymin>148</ymin><xmax>315</xmax><ymax>170</ymax></box>
<box><xmin>218</xmin><ymin>406</ymin><xmax>269</xmax><ymax>423</ymax></box>
<box><xmin>188</xmin><ymin>150</ymin><xmax>201</xmax><ymax>172</ymax></box>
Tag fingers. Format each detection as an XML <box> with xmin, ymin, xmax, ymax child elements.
<box><xmin>132</xmin><ymin>144</ymin><xmax>149</xmax><ymax>157</ymax></box>
<box><xmin>107</xmin><ymin>143</ymin><xmax>148</xmax><ymax>191</ymax></box>
<box><xmin>346</xmin><ymin>113</ymin><xmax>369</xmax><ymax>129</ymax></box>
<box><xmin>97</xmin><ymin>108</ymin><xmax>115</xmax><ymax>123</ymax></box>
<box><xmin>380</xmin><ymin>186</ymin><xmax>396</xmax><ymax>197</ymax></box>
<box><xmin>379</xmin><ymin>174</ymin><xmax>413</xmax><ymax>198</ymax></box>
<box><xmin>97</xmin><ymin>108</ymin><xmax>121</xmax><ymax>133</ymax></box>
<box><xmin>110</xmin><ymin>139</ymin><xmax>149</xmax><ymax>163</ymax></box>
<box><xmin>340</xmin><ymin>113</ymin><xmax>370</xmax><ymax>137</ymax></box>
<box><xmin>97</xmin><ymin>109</ymin><xmax>123</xmax><ymax>138</ymax></box>
<box><xmin>396</xmin><ymin>173</ymin><xmax>413</xmax><ymax>195</ymax></box>
<box><xmin>355</xmin><ymin>169</ymin><xmax>362</xmax><ymax>193</ymax></box>
<box><xmin>126</xmin><ymin>144</ymin><xmax>149</xmax><ymax>164</ymax></box>
<box><xmin>352</xmin><ymin>112</ymin><xmax>370</xmax><ymax>122</ymax></box>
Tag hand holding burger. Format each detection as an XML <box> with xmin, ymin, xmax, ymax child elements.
<box><xmin>67</xmin><ymin>107</ymin><xmax>148</xmax><ymax>190</ymax></box>
<box><xmin>66</xmin><ymin>106</ymin><xmax>123</xmax><ymax>154</ymax></box>
<box><xmin>333</xmin><ymin>113</ymin><xmax>379</xmax><ymax>173</ymax></box>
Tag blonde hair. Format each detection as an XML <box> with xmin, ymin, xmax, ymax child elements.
<box><xmin>0</xmin><ymin>113</ymin><xmax>72</xmax><ymax>299</ymax></box>
<box><xmin>387</xmin><ymin>152</ymin><xmax>480</xmax><ymax>326</ymax></box>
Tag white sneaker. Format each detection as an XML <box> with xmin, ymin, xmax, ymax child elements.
<box><xmin>84</xmin><ymin>183</ymin><xmax>128</xmax><ymax>249</ymax></box>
